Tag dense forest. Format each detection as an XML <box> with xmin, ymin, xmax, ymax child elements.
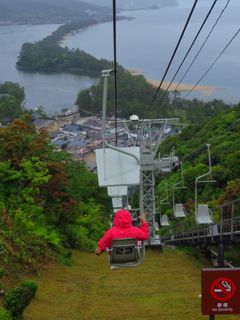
<box><xmin>0</xmin><ymin>82</ymin><xmax>29</xmax><ymax>122</ymax></box>
<box><xmin>151</xmin><ymin>103</ymin><xmax>240</xmax><ymax>224</ymax></box>
<box><xmin>0</xmin><ymin>116</ymin><xmax>111</xmax><ymax>273</ymax></box>
<box><xmin>76</xmin><ymin>67</ymin><xmax>233</xmax><ymax>124</ymax></box>
<box><xmin>16</xmin><ymin>19</ymin><xmax>113</xmax><ymax>73</ymax></box>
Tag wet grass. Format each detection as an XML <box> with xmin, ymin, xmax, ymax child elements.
<box><xmin>17</xmin><ymin>247</ymin><xmax>240</xmax><ymax>319</ymax></box>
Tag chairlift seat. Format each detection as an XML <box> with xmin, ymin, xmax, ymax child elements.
<box><xmin>174</xmin><ymin>203</ymin><xmax>186</xmax><ymax>218</ymax></box>
<box><xmin>107</xmin><ymin>238</ymin><xmax>145</xmax><ymax>267</ymax></box>
<box><xmin>161</xmin><ymin>215</ymin><xmax>170</xmax><ymax>226</ymax></box>
<box><xmin>196</xmin><ymin>204</ymin><xmax>213</xmax><ymax>224</ymax></box>
<box><xmin>154</xmin><ymin>221</ymin><xmax>159</xmax><ymax>231</ymax></box>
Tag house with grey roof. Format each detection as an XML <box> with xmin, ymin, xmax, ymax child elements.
<box><xmin>33</xmin><ymin>119</ymin><xmax>58</xmax><ymax>133</ymax></box>
<box><xmin>66</xmin><ymin>140</ymin><xmax>88</xmax><ymax>155</ymax></box>
<box><xmin>51</xmin><ymin>139</ymin><xmax>68</xmax><ymax>151</ymax></box>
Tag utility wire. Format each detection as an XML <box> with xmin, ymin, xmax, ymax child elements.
<box><xmin>158</xmin><ymin>0</ymin><xmax>218</xmax><ymax>104</ymax></box>
<box><xmin>147</xmin><ymin>0</ymin><xmax>199</xmax><ymax>112</ymax></box>
<box><xmin>173</xmin><ymin>0</ymin><xmax>231</xmax><ymax>94</ymax></box>
<box><xmin>182</xmin><ymin>117</ymin><xmax>240</xmax><ymax>160</ymax></box>
<box><xmin>184</xmin><ymin>27</ymin><xmax>240</xmax><ymax>99</ymax></box>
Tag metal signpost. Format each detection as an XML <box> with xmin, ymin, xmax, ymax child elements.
<box><xmin>202</xmin><ymin>268</ymin><xmax>240</xmax><ymax>319</ymax></box>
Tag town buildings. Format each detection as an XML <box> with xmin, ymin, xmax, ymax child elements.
<box><xmin>31</xmin><ymin>108</ymin><xmax>179</xmax><ymax>171</ymax></box>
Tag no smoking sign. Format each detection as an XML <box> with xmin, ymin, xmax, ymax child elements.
<box><xmin>210</xmin><ymin>277</ymin><xmax>235</xmax><ymax>301</ymax></box>
<box><xmin>202</xmin><ymin>268</ymin><xmax>240</xmax><ymax>315</ymax></box>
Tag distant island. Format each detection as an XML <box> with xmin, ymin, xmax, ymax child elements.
<box><xmin>16</xmin><ymin>19</ymin><xmax>114</xmax><ymax>73</ymax></box>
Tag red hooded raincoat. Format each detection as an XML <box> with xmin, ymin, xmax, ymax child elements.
<box><xmin>97</xmin><ymin>209</ymin><xmax>149</xmax><ymax>252</ymax></box>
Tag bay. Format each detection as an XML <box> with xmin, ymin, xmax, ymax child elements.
<box><xmin>0</xmin><ymin>1</ymin><xmax>239</xmax><ymax>116</ymax></box>
<box><xmin>62</xmin><ymin>0</ymin><xmax>240</xmax><ymax>104</ymax></box>
<box><xmin>0</xmin><ymin>24</ymin><xmax>98</xmax><ymax>114</ymax></box>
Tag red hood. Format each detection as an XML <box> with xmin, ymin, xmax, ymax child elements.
<box><xmin>113</xmin><ymin>209</ymin><xmax>132</xmax><ymax>227</ymax></box>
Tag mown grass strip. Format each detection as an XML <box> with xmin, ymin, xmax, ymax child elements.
<box><xmin>23</xmin><ymin>248</ymin><xmax>239</xmax><ymax>320</ymax></box>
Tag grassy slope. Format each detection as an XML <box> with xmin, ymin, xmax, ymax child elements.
<box><xmin>7</xmin><ymin>248</ymin><xmax>237</xmax><ymax>319</ymax></box>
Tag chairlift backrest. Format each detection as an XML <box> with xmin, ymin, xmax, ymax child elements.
<box><xmin>196</xmin><ymin>204</ymin><xmax>213</xmax><ymax>224</ymax></box>
<box><xmin>174</xmin><ymin>204</ymin><xmax>186</xmax><ymax>218</ymax></box>
<box><xmin>154</xmin><ymin>221</ymin><xmax>159</xmax><ymax>231</ymax></box>
<box><xmin>112</xmin><ymin>197</ymin><xmax>122</xmax><ymax>208</ymax></box>
<box><xmin>110</xmin><ymin>238</ymin><xmax>138</xmax><ymax>263</ymax></box>
<box><xmin>161</xmin><ymin>215</ymin><xmax>170</xmax><ymax>226</ymax></box>
<box><xmin>172</xmin><ymin>163</ymin><xmax>186</xmax><ymax>216</ymax></box>
<box><xmin>108</xmin><ymin>238</ymin><xmax>145</xmax><ymax>267</ymax></box>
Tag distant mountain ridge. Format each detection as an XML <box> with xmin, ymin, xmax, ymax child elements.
<box><xmin>79</xmin><ymin>0</ymin><xmax>178</xmax><ymax>10</ymax></box>
<box><xmin>0</xmin><ymin>0</ymin><xmax>178</xmax><ymax>25</ymax></box>
<box><xmin>0</xmin><ymin>0</ymin><xmax>111</xmax><ymax>24</ymax></box>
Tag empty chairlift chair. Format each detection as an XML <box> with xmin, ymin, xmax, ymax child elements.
<box><xmin>159</xmin><ymin>184</ymin><xmax>170</xmax><ymax>227</ymax></box>
<box><xmin>174</xmin><ymin>203</ymin><xmax>186</xmax><ymax>218</ymax></box>
<box><xmin>172</xmin><ymin>163</ymin><xmax>187</xmax><ymax>219</ymax></box>
<box><xmin>195</xmin><ymin>204</ymin><xmax>214</xmax><ymax>224</ymax></box>
<box><xmin>194</xmin><ymin>145</ymin><xmax>215</xmax><ymax>225</ymax></box>
<box><xmin>160</xmin><ymin>215</ymin><xmax>170</xmax><ymax>226</ymax></box>
<box><xmin>107</xmin><ymin>238</ymin><xmax>145</xmax><ymax>267</ymax></box>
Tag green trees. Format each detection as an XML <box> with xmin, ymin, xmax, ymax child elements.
<box><xmin>16</xmin><ymin>19</ymin><xmax>113</xmax><ymax>74</ymax></box>
<box><xmin>0</xmin><ymin>82</ymin><xmax>27</xmax><ymax>121</ymax></box>
<box><xmin>17</xmin><ymin>39</ymin><xmax>113</xmax><ymax>73</ymax></box>
<box><xmin>156</xmin><ymin>103</ymin><xmax>240</xmax><ymax>219</ymax></box>
<box><xmin>76</xmin><ymin>67</ymin><xmax>157</xmax><ymax>118</ymax></box>
<box><xmin>76</xmin><ymin>67</ymin><xmax>232</xmax><ymax>122</ymax></box>
<box><xmin>0</xmin><ymin>116</ymin><xmax>110</xmax><ymax>272</ymax></box>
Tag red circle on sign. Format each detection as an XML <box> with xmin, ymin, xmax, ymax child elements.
<box><xmin>210</xmin><ymin>277</ymin><xmax>236</xmax><ymax>301</ymax></box>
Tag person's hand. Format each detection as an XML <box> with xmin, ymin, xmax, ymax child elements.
<box><xmin>95</xmin><ymin>247</ymin><xmax>102</xmax><ymax>256</ymax></box>
<box><xmin>139</xmin><ymin>213</ymin><xmax>147</xmax><ymax>224</ymax></box>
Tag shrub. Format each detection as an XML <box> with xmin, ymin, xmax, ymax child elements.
<box><xmin>3</xmin><ymin>280</ymin><xmax>38</xmax><ymax>320</ymax></box>
<box><xmin>0</xmin><ymin>268</ymin><xmax>3</xmax><ymax>278</ymax></box>
<box><xmin>0</xmin><ymin>308</ymin><xmax>12</xmax><ymax>320</ymax></box>
<box><xmin>21</xmin><ymin>280</ymin><xmax>38</xmax><ymax>298</ymax></box>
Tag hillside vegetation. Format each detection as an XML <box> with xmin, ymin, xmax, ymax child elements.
<box><xmin>76</xmin><ymin>68</ymin><xmax>232</xmax><ymax>122</ymax></box>
<box><xmin>0</xmin><ymin>115</ymin><xmax>111</xmax><ymax>277</ymax></box>
<box><xmin>153</xmin><ymin>103</ymin><xmax>240</xmax><ymax>222</ymax></box>
<box><xmin>0</xmin><ymin>82</ymin><xmax>26</xmax><ymax>121</ymax></box>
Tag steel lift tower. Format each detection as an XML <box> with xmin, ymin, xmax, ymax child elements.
<box><xmin>96</xmin><ymin>70</ymin><xmax>180</xmax><ymax>246</ymax></box>
<box><xmin>123</xmin><ymin>117</ymin><xmax>179</xmax><ymax>245</ymax></box>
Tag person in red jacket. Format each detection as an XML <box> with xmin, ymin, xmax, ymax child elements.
<box><xmin>95</xmin><ymin>209</ymin><xmax>148</xmax><ymax>259</ymax></box>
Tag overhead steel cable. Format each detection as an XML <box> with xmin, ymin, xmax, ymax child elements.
<box><xmin>147</xmin><ymin>0</ymin><xmax>199</xmax><ymax>113</ymax></box>
<box><xmin>158</xmin><ymin>0</ymin><xmax>218</xmax><ymax>104</ymax></box>
<box><xmin>173</xmin><ymin>0</ymin><xmax>231</xmax><ymax>95</ymax></box>
<box><xmin>112</xmin><ymin>0</ymin><xmax>118</xmax><ymax>146</ymax></box>
<box><xmin>184</xmin><ymin>27</ymin><xmax>240</xmax><ymax>99</ymax></box>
